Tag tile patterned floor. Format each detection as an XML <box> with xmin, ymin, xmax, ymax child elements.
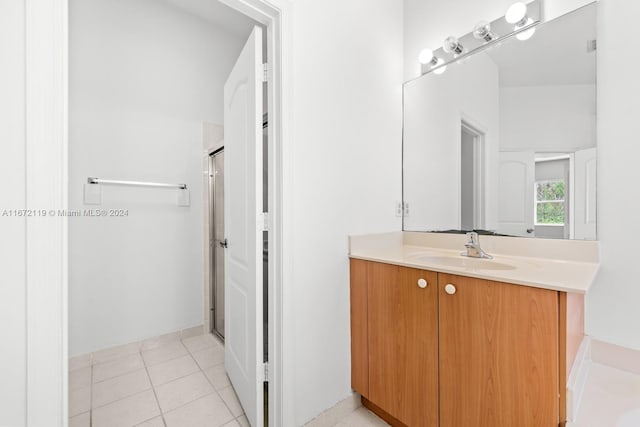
<box><xmin>320</xmin><ymin>362</ymin><xmax>640</xmax><ymax>427</ymax></box>
<box><xmin>69</xmin><ymin>329</ymin><xmax>249</xmax><ymax>427</ymax></box>
<box><xmin>72</xmin><ymin>334</ymin><xmax>640</xmax><ymax>427</ymax></box>
<box><xmin>571</xmin><ymin>362</ymin><xmax>640</xmax><ymax>427</ymax></box>
<box><xmin>332</xmin><ymin>408</ymin><xmax>389</xmax><ymax>427</ymax></box>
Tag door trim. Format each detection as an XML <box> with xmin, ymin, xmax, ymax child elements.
<box><xmin>25</xmin><ymin>0</ymin><xmax>292</xmax><ymax>425</ymax></box>
<box><xmin>25</xmin><ymin>0</ymin><xmax>69</xmax><ymax>424</ymax></box>
<box><xmin>461</xmin><ymin>120</ymin><xmax>486</xmax><ymax>230</ymax></box>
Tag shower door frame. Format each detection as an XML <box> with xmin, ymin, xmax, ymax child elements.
<box><xmin>209</xmin><ymin>149</ymin><xmax>226</xmax><ymax>340</ymax></box>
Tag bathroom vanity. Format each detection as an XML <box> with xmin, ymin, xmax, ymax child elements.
<box><xmin>352</xmin><ymin>2</ymin><xmax>600</xmax><ymax>425</ymax></box>
<box><xmin>349</xmin><ymin>232</ymin><xmax>598</xmax><ymax>427</ymax></box>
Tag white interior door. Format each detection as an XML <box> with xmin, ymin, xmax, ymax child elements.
<box><xmin>574</xmin><ymin>148</ymin><xmax>597</xmax><ymax>240</ymax></box>
<box><xmin>498</xmin><ymin>151</ymin><xmax>535</xmax><ymax>237</ymax></box>
<box><xmin>224</xmin><ymin>26</ymin><xmax>264</xmax><ymax>427</ymax></box>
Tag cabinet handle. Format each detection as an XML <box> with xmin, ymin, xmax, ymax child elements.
<box><xmin>444</xmin><ymin>284</ymin><xmax>457</xmax><ymax>295</ymax></box>
<box><xmin>417</xmin><ymin>278</ymin><xmax>428</xmax><ymax>289</ymax></box>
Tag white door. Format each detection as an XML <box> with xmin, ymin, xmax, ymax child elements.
<box><xmin>498</xmin><ymin>151</ymin><xmax>535</xmax><ymax>237</ymax></box>
<box><xmin>224</xmin><ymin>26</ymin><xmax>264</xmax><ymax>427</ymax></box>
<box><xmin>574</xmin><ymin>148</ymin><xmax>597</xmax><ymax>240</ymax></box>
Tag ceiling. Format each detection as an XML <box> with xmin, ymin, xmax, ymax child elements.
<box><xmin>161</xmin><ymin>0</ymin><xmax>257</xmax><ymax>39</ymax></box>
<box><xmin>486</xmin><ymin>4</ymin><xmax>597</xmax><ymax>87</ymax></box>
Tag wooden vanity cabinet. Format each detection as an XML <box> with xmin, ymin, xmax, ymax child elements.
<box><xmin>367</xmin><ymin>262</ymin><xmax>439</xmax><ymax>427</ymax></box>
<box><xmin>350</xmin><ymin>259</ymin><xmax>568</xmax><ymax>427</ymax></box>
<box><xmin>438</xmin><ymin>273</ymin><xmax>559</xmax><ymax>427</ymax></box>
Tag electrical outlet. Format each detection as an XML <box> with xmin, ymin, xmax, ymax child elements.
<box><xmin>397</xmin><ymin>201</ymin><xmax>411</xmax><ymax>217</ymax></box>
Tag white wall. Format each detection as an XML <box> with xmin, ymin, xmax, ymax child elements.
<box><xmin>69</xmin><ymin>0</ymin><xmax>245</xmax><ymax>355</ymax></box>
<box><xmin>0</xmin><ymin>1</ymin><xmax>26</xmax><ymax>425</ymax></box>
<box><xmin>588</xmin><ymin>0</ymin><xmax>640</xmax><ymax>350</ymax></box>
<box><xmin>289</xmin><ymin>0</ymin><xmax>403</xmax><ymax>423</ymax></box>
<box><xmin>501</xmin><ymin>85</ymin><xmax>596</xmax><ymax>152</ymax></box>
<box><xmin>403</xmin><ymin>52</ymin><xmax>500</xmax><ymax>232</ymax></box>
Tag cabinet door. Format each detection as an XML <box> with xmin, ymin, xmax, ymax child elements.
<box><xmin>438</xmin><ymin>274</ymin><xmax>559</xmax><ymax>427</ymax></box>
<box><xmin>368</xmin><ymin>263</ymin><xmax>438</xmax><ymax>427</ymax></box>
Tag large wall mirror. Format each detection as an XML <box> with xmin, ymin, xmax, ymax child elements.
<box><xmin>403</xmin><ymin>2</ymin><xmax>596</xmax><ymax>240</ymax></box>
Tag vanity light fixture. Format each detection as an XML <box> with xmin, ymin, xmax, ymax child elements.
<box><xmin>443</xmin><ymin>36</ymin><xmax>464</xmax><ymax>55</ymax></box>
<box><xmin>419</xmin><ymin>48</ymin><xmax>447</xmax><ymax>74</ymax></box>
<box><xmin>473</xmin><ymin>21</ymin><xmax>498</xmax><ymax>42</ymax></box>
<box><xmin>416</xmin><ymin>0</ymin><xmax>540</xmax><ymax>77</ymax></box>
<box><xmin>505</xmin><ymin>1</ymin><xmax>536</xmax><ymax>41</ymax></box>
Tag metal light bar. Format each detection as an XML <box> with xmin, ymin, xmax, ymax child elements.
<box><xmin>87</xmin><ymin>177</ymin><xmax>187</xmax><ymax>190</ymax></box>
<box><xmin>418</xmin><ymin>0</ymin><xmax>542</xmax><ymax>77</ymax></box>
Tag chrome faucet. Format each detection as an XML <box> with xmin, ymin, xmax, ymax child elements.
<box><xmin>462</xmin><ymin>232</ymin><xmax>493</xmax><ymax>259</ymax></box>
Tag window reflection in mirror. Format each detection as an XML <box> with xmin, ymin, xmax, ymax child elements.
<box><xmin>402</xmin><ymin>2</ymin><xmax>597</xmax><ymax>240</ymax></box>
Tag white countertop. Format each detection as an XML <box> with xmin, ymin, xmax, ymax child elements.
<box><xmin>349</xmin><ymin>232</ymin><xmax>600</xmax><ymax>294</ymax></box>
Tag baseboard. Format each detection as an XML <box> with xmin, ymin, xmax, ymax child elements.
<box><xmin>591</xmin><ymin>338</ymin><xmax>640</xmax><ymax>375</ymax></box>
<box><xmin>68</xmin><ymin>324</ymin><xmax>206</xmax><ymax>365</ymax></box>
<box><xmin>304</xmin><ymin>393</ymin><xmax>362</xmax><ymax>427</ymax></box>
<box><xmin>566</xmin><ymin>336</ymin><xmax>591</xmax><ymax>421</ymax></box>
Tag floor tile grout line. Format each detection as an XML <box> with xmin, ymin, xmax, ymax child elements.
<box><xmin>86</xmin><ymin>338</ymin><xmax>217</xmax><ymax>371</ymax></box>
<box><xmin>150</xmin><ymin>360</ymin><xmax>224</xmax><ymax>391</ymax></box>
<box><xmin>148</xmin><ymin>338</ymin><xmax>238</xmax><ymax>421</ymax></box>
<box><xmin>149</xmin><ymin>345</ymin><xmax>222</xmax><ymax>416</ymax></box>
<box><xmin>92</xmin><ymin>364</ymin><xmax>149</xmax><ymax>387</ymax></box>
<box><xmin>144</xmin><ymin>352</ymin><xmax>192</xmax><ymax>370</ymax></box>
<box><xmin>141</xmin><ymin>347</ymin><xmax>165</xmax><ymax>427</ymax></box>
<box><xmin>71</xmin><ymin>327</ymin><xmax>206</xmax><ymax>367</ymax></box>
<box><xmin>89</xmin><ymin>347</ymin><xmax>180</xmax><ymax>413</ymax></box>
<box><xmin>198</xmin><ymin>355</ymin><xmax>244</xmax><ymax>421</ymax></box>
<box><xmin>217</xmin><ymin>386</ymin><xmax>242</xmax><ymax>420</ymax></box>
<box><xmin>90</xmin><ymin>384</ymin><xmax>155</xmax><ymax>412</ymax></box>
<box><xmin>148</xmin><ymin>361</ymin><xmax>204</xmax><ymax>389</ymax></box>
<box><xmin>89</xmin><ymin>367</ymin><xmax>222</xmax><ymax>415</ymax></box>
<box><xmin>89</xmin><ymin>360</ymin><xmax>94</xmax><ymax>427</ymax></box>
<box><xmin>91</xmin><ymin>347</ymin><xmax>196</xmax><ymax>386</ymax></box>
<box><xmin>159</xmin><ymin>390</ymin><xmax>222</xmax><ymax>418</ymax></box>
<box><xmin>69</xmin><ymin>332</ymin><xmax>228</xmax><ymax>426</ymax></box>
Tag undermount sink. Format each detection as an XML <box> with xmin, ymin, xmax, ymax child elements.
<box><xmin>411</xmin><ymin>255</ymin><xmax>517</xmax><ymax>271</ymax></box>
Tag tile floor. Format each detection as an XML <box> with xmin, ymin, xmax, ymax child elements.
<box><xmin>74</xmin><ymin>336</ymin><xmax>640</xmax><ymax>426</ymax></box>
<box><xmin>571</xmin><ymin>362</ymin><xmax>640</xmax><ymax>427</ymax></box>
<box><xmin>330</xmin><ymin>408</ymin><xmax>388</xmax><ymax>427</ymax></box>
<box><xmin>69</xmin><ymin>329</ymin><xmax>249</xmax><ymax>427</ymax></box>
<box><xmin>314</xmin><ymin>362</ymin><xmax>640</xmax><ymax>427</ymax></box>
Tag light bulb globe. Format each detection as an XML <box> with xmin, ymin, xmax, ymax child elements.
<box><xmin>473</xmin><ymin>20</ymin><xmax>498</xmax><ymax>42</ymax></box>
<box><xmin>505</xmin><ymin>2</ymin><xmax>527</xmax><ymax>24</ymax></box>
<box><xmin>473</xmin><ymin>21</ymin><xmax>490</xmax><ymax>39</ymax></box>
<box><xmin>515</xmin><ymin>18</ymin><xmax>536</xmax><ymax>40</ymax></box>
<box><xmin>516</xmin><ymin>26</ymin><xmax>536</xmax><ymax>41</ymax></box>
<box><xmin>418</xmin><ymin>48</ymin><xmax>435</xmax><ymax>65</ymax></box>
<box><xmin>433</xmin><ymin>58</ymin><xmax>447</xmax><ymax>75</ymax></box>
<box><xmin>443</xmin><ymin>36</ymin><xmax>462</xmax><ymax>54</ymax></box>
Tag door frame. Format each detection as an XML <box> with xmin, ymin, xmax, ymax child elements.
<box><xmin>25</xmin><ymin>0</ymin><xmax>292</xmax><ymax>425</ymax></box>
<box><xmin>460</xmin><ymin>116</ymin><xmax>487</xmax><ymax>230</ymax></box>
